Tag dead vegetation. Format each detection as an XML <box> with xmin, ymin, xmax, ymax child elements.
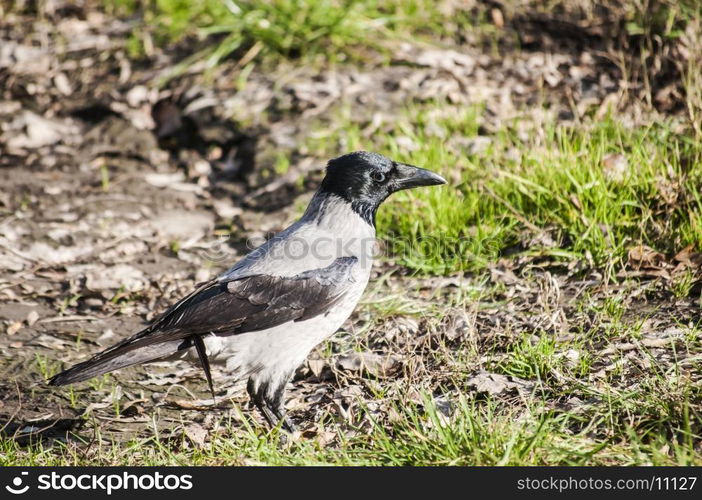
<box><xmin>1</xmin><ymin>0</ymin><xmax>701</xmax><ymax>464</ymax></box>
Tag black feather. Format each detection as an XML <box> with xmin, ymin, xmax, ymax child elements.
<box><xmin>193</xmin><ymin>335</ymin><xmax>215</xmax><ymax>400</ymax></box>
<box><xmin>49</xmin><ymin>257</ymin><xmax>358</xmax><ymax>386</ymax></box>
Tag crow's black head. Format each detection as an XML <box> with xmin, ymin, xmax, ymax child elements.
<box><xmin>319</xmin><ymin>151</ymin><xmax>446</xmax><ymax>225</ymax></box>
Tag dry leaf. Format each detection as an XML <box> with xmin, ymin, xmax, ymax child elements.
<box><xmin>6</xmin><ymin>321</ymin><xmax>22</xmax><ymax>336</ymax></box>
<box><xmin>184</xmin><ymin>423</ymin><xmax>208</xmax><ymax>447</ymax></box>
<box><xmin>466</xmin><ymin>371</ymin><xmax>534</xmax><ymax>396</ymax></box>
<box><xmin>336</xmin><ymin>352</ymin><xmax>402</xmax><ymax>378</ymax></box>
<box><xmin>602</xmin><ymin>153</ymin><xmax>628</xmax><ymax>182</ymax></box>
<box><xmin>26</xmin><ymin>310</ymin><xmax>39</xmax><ymax>326</ymax></box>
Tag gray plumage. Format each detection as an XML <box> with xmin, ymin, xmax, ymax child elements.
<box><xmin>49</xmin><ymin>151</ymin><xmax>446</xmax><ymax>430</ymax></box>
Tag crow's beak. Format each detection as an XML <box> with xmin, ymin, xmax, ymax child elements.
<box><xmin>392</xmin><ymin>163</ymin><xmax>447</xmax><ymax>192</ymax></box>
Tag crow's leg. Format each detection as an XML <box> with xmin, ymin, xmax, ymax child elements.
<box><xmin>247</xmin><ymin>374</ymin><xmax>296</xmax><ymax>433</ymax></box>
<box><xmin>267</xmin><ymin>404</ymin><xmax>297</xmax><ymax>434</ymax></box>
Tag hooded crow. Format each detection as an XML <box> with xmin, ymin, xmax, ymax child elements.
<box><xmin>49</xmin><ymin>151</ymin><xmax>446</xmax><ymax>430</ymax></box>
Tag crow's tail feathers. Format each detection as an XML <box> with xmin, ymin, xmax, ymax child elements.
<box><xmin>48</xmin><ymin>333</ymin><xmax>186</xmax><ymax>386</ymax></box>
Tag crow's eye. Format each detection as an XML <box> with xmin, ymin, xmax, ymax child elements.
<box><xmin>371</xmin><ymin>171</ymin><xmax>386</xmax><ymax>183</ymax></box>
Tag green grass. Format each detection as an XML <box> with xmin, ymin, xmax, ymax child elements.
<box><xmin>102</xmin><ymin>0</ymin><xmax>488</xmax><ymax>68</ymax></box>
<box><xmin>304</xmin><ymin>103</ymin><xmax>702</xmax><ymax>276</ymax></box>
<box><xmin>7</xmin><ymin>279</ymin><xmax>701</xmax><ymax>466</ymax></box>
<box><xmin>3</xmin><ymin>386</ymin><xmax>700</xmax><ymax>465</ymax></box>
<box><xmin>2</xmin><ymin>0</ymin><xmax>699</xmax><ymax>468</ymax></box>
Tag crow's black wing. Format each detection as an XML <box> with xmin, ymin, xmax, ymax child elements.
<box><xmin>150</xmin><ymin>255</ymin><xmax>358</xmax><ymax>339</ymax></box>
<box><xmin>49</xmin><ymin>257</ymin><xmax>358</xmax><ymax>385</ymax></box>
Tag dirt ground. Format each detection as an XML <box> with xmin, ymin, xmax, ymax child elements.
<box><xmin>1</xmin><ymin>2</ymin><xmax>701</xmax><ymax>457</ymax></box>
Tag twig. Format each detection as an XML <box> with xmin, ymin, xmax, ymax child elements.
<box><xmin>0</xmin><ymin>237</ymin><xmax>38</xmax><ymax>262</ymax></box>
<box><xmin>0</xmin><ymin>381</ymin><xmax>23</xmax><ymax>435</ymax></box>
<box><xmin>38</xmin><ymin>315</ymin><xmax>99</xmax><ymax>324</ymax></box>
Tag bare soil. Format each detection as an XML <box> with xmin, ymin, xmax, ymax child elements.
<box><xmin>1</xmin><ymin>3</ymin><xmax>698</xmax><ymax>451</ymax></box>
